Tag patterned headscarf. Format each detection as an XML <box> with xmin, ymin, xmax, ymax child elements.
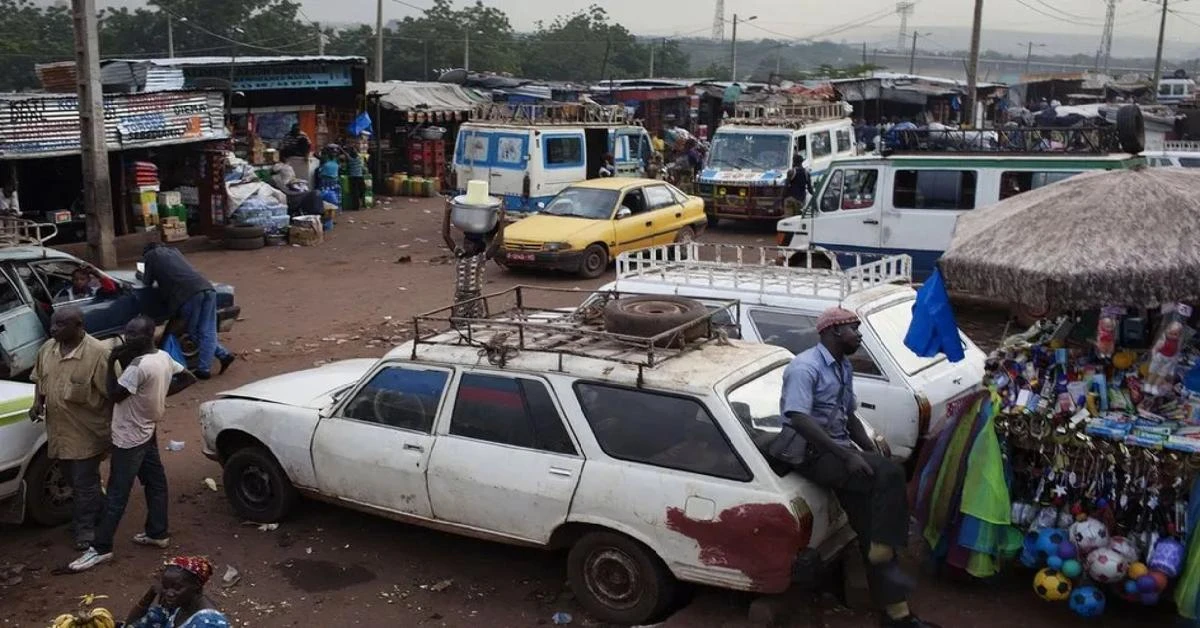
<box><xmin>166</xmin><ymin>556</ymin><xmax>214</xmax><ymax>586</ymax></box>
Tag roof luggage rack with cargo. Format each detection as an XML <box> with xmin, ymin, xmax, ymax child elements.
<box><xmin>410</xmin><ymin>285</ymin><xmax>739</xmax><ymax>383</ymax></box>
<box><xmin>725</xmin><ymin>101</ymin><xmax>850</xmax><ymax>128</ymax></box>
<box><xmin>471</xmin><ymin>101</ymin><xmax>629</xmax><ymax>126</ymax></box>
<box><xmin>616</xmin><ymin>243</ymin><xmax>912</xmax><ymax>301</ymax></box>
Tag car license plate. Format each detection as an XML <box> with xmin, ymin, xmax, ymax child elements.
<box><xmin>53</xmin><ymin>211</ymin><xmax>72</xmax><ymax>224</ymax></box>
<box><xmin>508</xmin><ymin>252</ymin><xmax>535</xmax><ymax>262</ymax></box>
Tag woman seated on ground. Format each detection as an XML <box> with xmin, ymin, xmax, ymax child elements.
<box><xmin>121</xmin><ymin>556</ymin><xmax>229</xmax><ymax>628</ymax></box>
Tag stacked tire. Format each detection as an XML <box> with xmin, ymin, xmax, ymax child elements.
<box><xmin>223</xmin><ymin>224</ymin><xmax>265</xmax><ymax>250</ymax></box>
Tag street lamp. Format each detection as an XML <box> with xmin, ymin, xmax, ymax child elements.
<box><xmin>1019</xmin><ymin>41</ymin><xmax>1046</xmax><ymax>75</ymax></box>
<box><xmin>464</xmin><ymin>28</ymin><xmax>483</xmax><ymax>73</ymax></box>
<box><xmin>730</xmin><ymin>14</ymin><xmax>757</xmax><ymax>81</ymax></box>
<box><xmin>909</xmin><ymin>31</ymin><xmax>931</xmax><ymax>74</ymax></box>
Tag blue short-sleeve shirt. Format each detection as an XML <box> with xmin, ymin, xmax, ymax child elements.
<box><xmin>779</xmin><ymin>343</ymin><xmax>856</xmax><ymax>448</ymax></box>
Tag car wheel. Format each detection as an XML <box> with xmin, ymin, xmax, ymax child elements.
<box><xmin>602</xmin><ymin>296</ymin><xmax>708</xmax><ymax>345</ymax></box>
<box><xmin>24</xmin><ymin>451</ymin><xmax>72</xmax><ymax>526</ymax></box>
<box><xmin>224</xmin><ymin>236</ymin><xmax>265</xmax><ymax>251</ymax></box>
<box><xmin>706</xmin><ymin>214</ymin><xmax>720</xmax><ymax>228</ymax></box>
<box><xmin>224</xmin><ymin>224</ymin><xmax>266</xmax><ymax>240</ymax></box>
<box><xmin>673</xmin><ymin>226</ymin><xmax>695</xmax><ymax>244</ymax></box>
<box><xmin>223</xmin><ymin>446</ymin><xmax>298</xmax><ymax>523</ymax></box>
<box><xmin>567</xmin><ymin>531</ymin><xmax>677</xmax><ymax>625</ymax></box>
<box><xmin>578</xmin><ymin>244</ymin><xmax>609</xmax><ymax>279</ymax></box>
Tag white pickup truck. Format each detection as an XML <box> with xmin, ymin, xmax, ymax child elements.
<box><xmin>598</xmin><ymin>243</ymin><xmax>986</xmax><ymax>460</ymax></box>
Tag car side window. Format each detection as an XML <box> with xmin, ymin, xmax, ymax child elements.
<box><xmin>848</xmin><ymin>345</ymin><xmax>885</xmax><ymax>378</ymax></box>
<box><xmin>643</xmin><ymin>185</ymin><xmax>676</xmax><ymax>210</ymax></box>
<box><xmin>14</xmin><ymin>265</ymin><xmax>51</xmax><ymax>306</ymax></box>
<box><xmin>748</xmin><ymin>309</ymin><xmax>819</xmax><ymax>354</ymax></box>
<box><xmin>32</xmin><ymin>260</ymin><xmax>91</xmax><ymax>303</ymax></box>
<box><xmin>0</xmin><ymin>271</ymin><xmax>24</xmax><ymax>312</ymax></box>
<box><xmin>450</xmin><ymin>373</ymin><xmax>576</xmax><ymax>455</ymax></box>
<box><xmin>620</xmin><ymin>190</ymin><xmax>647</xmax><ymax>215</ymax></box>
<box><xmin>341</xmin><ymin>367</ymin><xmax>448</xmax><ymax>433</ymax></box>
<box><xmin>575</xmin><ymin>383</ymin><xmax>751</xmax><ymax>482</ymax></box>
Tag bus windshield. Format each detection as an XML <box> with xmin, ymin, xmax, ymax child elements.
<box><xmin>708</xmin><ymin>132</ymin><xmax>791</xmax><ymax>172</ymax></box>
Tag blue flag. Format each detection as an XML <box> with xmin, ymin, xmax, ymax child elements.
<box><xmin>348</xmin><ymin>111</ymin><xmax>373</xmax><ymax>137</ymax></box>
<box><xmin>903</xmin><ymin>268</ymin><xmax>965</xmax><ymax>363</ymax></box>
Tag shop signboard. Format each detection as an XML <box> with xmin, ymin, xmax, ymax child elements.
<box><xmin>186</xmin><ymin>65</ymin><xmax>354</xmax><ymax>92</ymax></box>
<box><xmin>0</xmin><ymin>91</ymin><xmax>228</xmax><ymax>159</ymax></box>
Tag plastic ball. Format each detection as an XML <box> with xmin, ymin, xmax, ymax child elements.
<box><xmin>1034</xmin><ymin>568</ymin><xmax>1074</xmax><ymax>602</ymax></box>
<box><xmin>1068</xmin><ymin>585</ymin><xmax>1106</xmax><ymax>618</ymax></box>
<box><xmin>1136</xmin><ymin>574</ymin><xmax>1158</xmax><ymax>593</ymax></box>
<box><xmin>1070</xmin><ymin>518</ymin><xmax>1110</xmax><ymax>556</ymax></box>
<box><xmin>1139</xmin><ymin>591</ymin><xmax>1160</xmax><ymax>606</ymax></box>
<box><xmin>1123</xmin><ymin>579</ymin><xmax>1140</xmax><ymax>596</ymax></box>
<box><xmin>1048</xmin><ymin>556</ymin><xmax>1064</xmax><ymax>570</ymax></box>
<box><xmin>1057</xmin><ymin>541</ymin><xmax>1078</xmax><ymax>560</ymax></box>
<box><xmin>1036</xmin><ymin>528</ymin><xmax>1070</xmax><ymax>561</ymax></box>
<box><xmin>1085</xmin><ymin>548</ymin><xmax>1129</xmax><ymax>584</ymax></box>
<box><xmin>1108</xmin><ymin>536</ymin><xmax>1139</xmax><ymax>563</ymax></box>
<box><xmin>1128</xmin><ymin>562</ymin><xmax>1149</xmax><ymax>579</ymax></box>
<box><xmin>1061</xmin><ymin>559</ymin><xmax>1083</xmax><ymax>579</ymax></box>
<box><xmin>1149</xmin><ymin>571</ymin><xmax>1169</xmax><ymax>592</ymax></box>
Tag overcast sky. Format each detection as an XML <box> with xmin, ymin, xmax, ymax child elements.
<box><xmin>84</xmin><ymin>0</ymin><xmax>1199</xmax><ymax>52</ymax></box>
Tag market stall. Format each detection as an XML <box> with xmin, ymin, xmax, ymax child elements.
<box><xmin>912</xmin><ymin>167</ymin><xmax>1200</xmax><ymax>620</ymax></box>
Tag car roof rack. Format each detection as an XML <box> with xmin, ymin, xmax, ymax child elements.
<box><xmin>410</xmin><ymin>285</ymin><xmax>740</xmax><ymax>384</ymax></box>
<box><xmin>0</xmin><ymin>217</ymin><xmax>58</xmax><ymax>248</ymax></box>
<box><xmin>470</xmin><ymin>101</ymin><xmax>631</xmax><ymax>126</ymax></box>
<box><xmin>616</xmin><ymin>243</ymin><xmax>912</xmax><ymax>301</ymax></box>
<box><xmin>723</xmin><ymin>101</ymin><xmax>849</xmax><ymax>129</ymax></box>
<box><xmin>886</xmin><ymin>125</ymin><xmax>1122</xmax><ymax>155</ymax></box>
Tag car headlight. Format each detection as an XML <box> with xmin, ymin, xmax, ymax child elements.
<box><xmin>543</xmin><ymin>242</ymin><xmax>572</xmax><ymax>252</ymax></box>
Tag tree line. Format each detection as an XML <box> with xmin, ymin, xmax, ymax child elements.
<box><xmin>0</xmin><ymin>0</ymin><xmax>692</xmax><ymax>91</ymax></box>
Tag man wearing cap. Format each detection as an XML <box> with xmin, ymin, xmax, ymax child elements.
<box><xmin>770</xmin><ymin>306</ymin><xmax>935</xmax><ymax>628</ymax></box>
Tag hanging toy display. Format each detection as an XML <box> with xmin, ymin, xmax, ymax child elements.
<box><xmin>1094</xmin><ymin>307</ymin><xmax>1121</xmax><ymax>358</ymax></box>
<box><xmin>1144</xmin><ymin>305</ymin><xmax>1194</xmax><ymax>396</ymax></box>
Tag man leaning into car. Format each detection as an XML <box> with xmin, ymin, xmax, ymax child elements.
<box><xmin>29</xmin><ymin>306</ymin><xmax>112</xmax><ymax>551</ymax></box>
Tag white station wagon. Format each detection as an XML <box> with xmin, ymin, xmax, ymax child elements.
<box><xmin>200</xmin><ymin>288</ymin><xmax>857</xmax><ymax>625</ymax></box>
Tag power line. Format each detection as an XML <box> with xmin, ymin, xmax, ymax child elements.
<box><xmin>1169</xmin><ymin>7</ymin><xmax>1200</xmax><ymax>26</ymax></box>
<box><xmin>1010</xmin><ymin>0</ymin><xmax>1104</xmax><ymax>25</ymax></box>
<box><xmin>1031</xmin><ymin>0</ymin><xmax>1103</xmax><ymax>23</ymax></box>
<box><xmin>158</xmin><ymin>7</ymin><xmax>320</xmax><ymax>53</ymax></box>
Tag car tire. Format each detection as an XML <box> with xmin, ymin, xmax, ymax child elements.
<box><xmin>223</xmin><ymin>236</ymin><xmax>265</xmax><ymax>251</ymax></box>
<box><xmin>24</xmin><ymin>451</ymin><xmax>72</xmax><ymax>526</ymax></box>
<box><xmin>223</xmin><ymin>446</ymin><xmax>298</xmax><ymax>523</ymax></box>
<box><xmin>1116</xmin><ymin>104</ymin><xmax>1145</xmax><ymax>154</ymax></box>
<box><xmin>567</xmin><ymin>530</ymin><xmax>677</xmax><ymax>626</ymax></box>
<box><xmin>603</xmin><ymin>295</ymin><xmax>708</xmax><ymax>344</ymax></box>
<box><xmin>224</xmin><ymin>224</ymin><xmax>266</xmax><ymax>239</ymax></box>
<box><xmin>672</xmin><ymin>226</ymin><xmax>695</xmax><ymax>244</ymax></box>
<box><xmin>578</xmin><ymin>244</ymin><xmax>609</xmax><ymax>279</ymax></box>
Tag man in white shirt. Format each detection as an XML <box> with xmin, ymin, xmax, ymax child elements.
<box><xmin>69</xmin><ymin>316</ymin><xmax>197</xmax><ymax>572</ymax></box>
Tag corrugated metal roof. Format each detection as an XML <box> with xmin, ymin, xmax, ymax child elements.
<box><xmin>0</xmin><ymin>91</ymin><xmax>228</xmax><ymax>159</ymax></box>
<box><xmin>103</xmin><ymin>55</ymin><xmax>367</xmax><ymax>68</ymax></box>
<box><xmin>368</xmin><ymin>81</ymin><xmax>487</xmax><ymax>113</ymax></box>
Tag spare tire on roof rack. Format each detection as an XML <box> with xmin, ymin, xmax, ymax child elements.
<box><xmin>1116</xmin><ymin>104</ymin><xmax>1145</xmax><ymax>155</ymax></box>
<box><xmin>602</xmin><ymin>296</ymin><xmax>709</xmax><ymax>347</ymax></box>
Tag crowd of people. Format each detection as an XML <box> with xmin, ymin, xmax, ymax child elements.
<box><xmin>30</xmin><ymin>246</ymin><xmax>235</xmax><ymax>623</ymax></box>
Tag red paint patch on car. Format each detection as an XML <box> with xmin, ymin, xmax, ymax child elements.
<box><xmin>665</xmin><ymin>503</ymin><xmax>813</xmax><ymax>592</ymax></box>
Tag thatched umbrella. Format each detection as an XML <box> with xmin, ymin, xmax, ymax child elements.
<box><xmin>939</xmin><ymin>167</ymin><xmax>1200</xmax><ymax>311</ymax></box>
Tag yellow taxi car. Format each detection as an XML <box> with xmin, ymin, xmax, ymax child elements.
<box><xmin>499</xmin><ymin>178</ymin><xmax>707</xmax><ymax>278</ymax></box>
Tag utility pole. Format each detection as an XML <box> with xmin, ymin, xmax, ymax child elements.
<box><xmin>964</xmin><ymin>0</ymin><xmax>984</xmax><ymax>128</ymax></box>
<box><xmin>730</xmin><ymin>14</ymin><xmax>739</xmax><ymax>81</ymax></box>
<box><xmin>465</xmin><ymin>29</ymin><xmax>471</xmax><ymax>73</ymax></box>
<box><xmin>317</xmin><ymin>23</ymin><xmax>325</xmax><ymax>55</ymax></box>
<box><xmin>649</xmin><ymin>40</ymin><xmax>655</xmax><ymax>78</ymax></box>
<box><xmin>909</xmin><ymin>31</ymin><xmax>919</xmax><ymax>74</ymax></box>
<box><xmin>374</xmin><ymin>0</ymin><xmax>384</xmax><ymax>82</ymax></box>
<box><xmin>1152</xmin><ymin>0</ymin><xmax>1168</xmax><ymax>102</ymax></box>
<box><xmin>167</xmin><ymin>14</ymin><xmax>174</xmax><ymax>58</ymax></box>
<box><xmin>862</xmin><ymin>42</ymin><xmax>868</xmax><ymax>66</ymax></box>
<box><xmin>1024</xmin><ymin>41</ymin><xmax>1036</xmax><ymax>73</ymax></box>
<box><xmin>71</xmin><ymin>0</ymin><xmax>116</xmax><ymax>269</ymax></box>
<box><xmin>423</xmin><ymin>40</ymin><xmax>429</xmax><ymax>80</ymax></box>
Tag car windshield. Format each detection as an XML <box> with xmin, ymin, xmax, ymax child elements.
<box><xmin>708</xmin><ymin>132</ymin><xmax>791</xmax><ymax>171</ymax></box>
<box><xmin>541</xmin><ymin>188</ymin><xmax>619</xmax><ymax>219</ymax></box>
<box><xmin>727</xmin><ymin>363</ymin><xmax>787</xmax><ymax>437</ymax></box>
<box><xmin>866</xmin><ymin>298</ymin><xmax>969</xmax><ymax>375</ymax></box>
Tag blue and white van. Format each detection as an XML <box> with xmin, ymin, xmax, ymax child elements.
<box><xmin>696</xmin><ymin>102</ymin><xmax>855</xmax><ymax>227</ymax></box>
<box><xmin>453</xmin><ymin>104</ymin><xmax>652</xmax><ymax>213</ymax></box>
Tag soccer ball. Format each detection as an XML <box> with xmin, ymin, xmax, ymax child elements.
<box><xmin>1035</xmin><ymin>528</ymin><xmax>1069</xmax><ymax>563</ymax></box>
<box><xmin>1068</xmin><ymin>586</ymin><xmax>1106</xmax><ymax>618</ymax></box>
<box><xmin>1086</xmin><ymin>547</ymin><xmax>1129</xmax><ymax>584</ymax></box>
<box><xmin>1070</xmin><ymin>518</ymin><xmax>1109</xmax><ymax>555</ymax></box>
<box><xmin>1034</xmin><ymin>568</ymin><xmax>1073</xmax><ymax>601</ymax></box>
<box><xmin>1108</xmin><ymin>536</ymin><xmax>1139</xmax><ymax>563</ymax></box>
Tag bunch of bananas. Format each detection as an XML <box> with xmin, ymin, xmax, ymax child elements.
<box><xmin>50</xmin><ymin>594</ymin><xmax>115</xmax><ymax>628</ymax></box>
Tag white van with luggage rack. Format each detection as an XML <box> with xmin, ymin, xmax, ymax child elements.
<box><xmin>597</xmin><ymin>243</ymin><xmax>987</xmax><ymax>460</ymax></box>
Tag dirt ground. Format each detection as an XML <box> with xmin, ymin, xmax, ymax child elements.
<box><xmin>0</xmin><ymin>197</ymin><xmax>1177</xmax><ymax>627</ymax></box>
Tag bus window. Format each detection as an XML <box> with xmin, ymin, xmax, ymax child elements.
<box><xmin>893</xmin><ymin>170</ymin><xmax>977</xmax><ymax>210</ymax></box>
<box><xmin>1000</xmin><ymin>171</ymin><xmax>1081</xmax><ymax>199</ymax></box>
<box><xmin>811</xmin><ymin>132</ymin><xmax>832</xmax><ymax>159</ymax></box>
<box><xmin>819</xmin><ymin>169</ymin><xmax>878</xmax><ymax>212</ymax></box>
<box><xmin>836</xmin><ymin>129</ymin><xmax>853</xmax><ymax>154</ymax></box>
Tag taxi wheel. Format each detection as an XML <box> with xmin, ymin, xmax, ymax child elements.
<box><xmin>25</xmin><ymin>451</ymin><xmax>72</xmax><ymax>526</ymax></box>
<box><xmin>223</xmin><ymin>446</ymin><xmax>298</xmax><ymax>523</ymax></box>
<box><xmin>578</xmin><ymin>244</ymin><xmax>609</xmax><ymax>279</ymax></box>
<box><xmin>568</xmin><ymin>531</ymin><xmax>677</xmax><ymax>625</ymax></box>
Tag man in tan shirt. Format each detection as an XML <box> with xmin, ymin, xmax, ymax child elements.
<box><xmin>29</xmin><ymin>306</ymin><xmax>112</xmax><ymax>550</ymax></box>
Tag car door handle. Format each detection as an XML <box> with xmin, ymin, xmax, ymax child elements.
<box><xmin>548</xmin><ymin>467</ymin><xmax>574</xmax><ymax>478</ymax></box>
<box><xmin>675</xmin><ymin>212</ymin><xmax>682</xmax><ymax>218</ymax></box>
<box><xmin>644</xmin><ymin>221</ymin><xmax>653</xmax><ymax>227</ymax></box>
<box><xmin>862</xmin><ymin>219</ymin><xmax>879</xmax><ymax>225</ymax></box>
<box><xmin>403</xmin><ymin>443</ymin><xmax>425</xmax><ymax>453</ymax></box>
<box><xmin>860</xmin><ymin>402</ymin><xmax>876</xmax><ymax>410</ymax></box>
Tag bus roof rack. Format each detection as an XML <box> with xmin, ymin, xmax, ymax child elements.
<box><xmin>410</xmin><ymin>285</ymin><xmax>739</xmax><ymax>377</ymax></box>
<box><xmin>887</xmin><ymin>125</ymin><xmax>1122</xmax><ymax>155</ymax></box>
<box><xmin>1163</xmin><ymin>140</ymin><xmax>1200</xmax><ymax>152</ymax></box>
<box><xmin>724</xmin><ymin>101</ymin><xmax>850</xmax><ymax>128</ymax></box>
<box><xmin>471</xmin><ymin>102</ymin><xmax>630</xmax><ymax>126</ymax></box>
<box><xmin>615</xmin><ymin>243</ymin><xmax>912</xmax><ymax>301</ymax></box>
<box><xmin>0</xmin><ymin>217</ymin><xmax>57</xmax><ymax>248</ymax></box>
